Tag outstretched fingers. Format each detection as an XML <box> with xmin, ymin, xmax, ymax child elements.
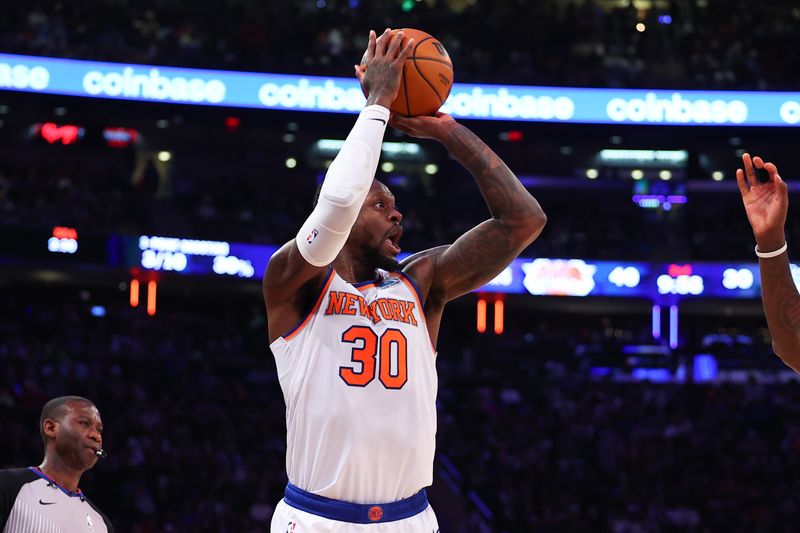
<box><xmin>763</xmin><ymin>161</ymin><xmax>780</xmax><ymax>182</ymax></box>
<box><xmin>742</xmin><ymin>153</ymin><xmax>758</xmax><ymax>188</ymax></box>
<box><xmin>364</xmin><ymin>30</ymin><xmax>377</xmax><ymax>64</ymax></box>
<box><xmin>736</xmin><ymin>168</ymin><xmax>750</xmax><ymax>198</ymax></box>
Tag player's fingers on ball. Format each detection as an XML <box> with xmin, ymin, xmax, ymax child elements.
<box><xmin>396</xmin><ymin>39</ymin><xmax>415</xmax><ymax>63</ymax></box>
<box><xmin>377</xmin><ymin>28</ymin><xmax>392</xmax><ymax>55</ymax></box>
<box><xmin>365</xmin><ymin>30</ymin><xmax>377</xmax><ymax>62</ymax></box>
<box><xmin>736</xmin><ymin>168</ymin><xmax>749</xmax><ymax>196</ymax></box>
<box><xmin>387</xmin><ymin>30</ymin><xmax>404</xmax><ymax>57</ymax></box>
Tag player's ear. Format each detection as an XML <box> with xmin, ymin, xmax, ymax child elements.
<box><xmin>42</xmin><ymin>419</ymin><xmax>58</xmax><ymax>440</ymax></box>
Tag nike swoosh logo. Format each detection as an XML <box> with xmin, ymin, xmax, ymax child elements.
<box><xmin>39</xmin><ymin>499</ymin><xmax>57</xmax><ymax>505</ymax></box>
<box><xmin>368</xmin><ymin>118</ymin><xmax>387</xmax><ymax>125</ymax></box>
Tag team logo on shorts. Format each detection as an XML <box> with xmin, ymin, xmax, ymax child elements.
<box><xmin>306</xmin><ymin>228</ymin><xmax>319</xmax><ymax>244</ymax></box>
<box><xmin>368</xmin><ymin>505</ymin><xmax>383</xmax><ymax>521</ymax></box>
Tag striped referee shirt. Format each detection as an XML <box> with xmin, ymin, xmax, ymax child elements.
<box><xmin>0</xmin><ymin>468</ymin><xmax>113</xmax><ymax>533</ymax></box>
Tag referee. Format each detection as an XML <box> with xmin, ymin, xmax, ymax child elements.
<box><xmin>0</xmin><ymin>396</ymin><xmax>114</xmax><ymax>532</ymax></box>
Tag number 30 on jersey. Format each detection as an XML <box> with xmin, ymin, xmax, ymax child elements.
<box><xmin>339</xmin><ymin>326</ymin><xmax>408</xmax><ymax>389</ymax></box>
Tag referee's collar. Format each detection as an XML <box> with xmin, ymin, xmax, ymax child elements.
<box><xmin>28</xmin><ymin>466</ymin><xmax>85</xmax><ymax>500</ymax></box>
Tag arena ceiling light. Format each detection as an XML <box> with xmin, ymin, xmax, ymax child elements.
<box><xmin>598</xmin><ymin>149</ymin><xmax>688</xmax><ymax>168</ymax></box>
<box><xmin>315</xmin><ymin>139</ymin><xmax>421</xmax><ymax>157</ymax></box>
<box><xmin>157</xmin><ymin>151</ymin><xmax>172</xmax><ymax>162</ymax></box>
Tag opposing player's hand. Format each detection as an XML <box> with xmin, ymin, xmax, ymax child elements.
<box><xmin>355</xmin><ymin>29</ymin><xmax>414</xmax><ymax>109</ymax></box>
<box><xmin>737</xmin><ymin>153</ymin><xmax>789</xmax><ymax>252</ymax></box>
<box><xmin>390</xmin><ymin>112</ymin><xmax>457</xmax><ymax>142</ymax></box>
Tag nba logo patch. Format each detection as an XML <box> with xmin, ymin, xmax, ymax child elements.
<box><xmin>306</xmin><ymin>228</ymin><xmax>319</xmax><ymax>244</ymax></box>
<box><xmin>85</xmin><ymin>514</ymin><xmax>94</xmax><ymax>531</ymax></box>
<box><xmin>368</xmin><ymin>505</ymin><xmax>383</xmax><ymax>521</ymax></box>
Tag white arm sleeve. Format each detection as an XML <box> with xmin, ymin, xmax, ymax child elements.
<box><xmin>295</xmin><ymin>104</ymin><xmax>390</xmax><ymax>266</ymax></box>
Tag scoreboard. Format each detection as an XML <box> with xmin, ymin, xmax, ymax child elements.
<box><xmin>3</xmin><ymin>227</ymin><xmax>780</xmax><ymax>301</ymax></box>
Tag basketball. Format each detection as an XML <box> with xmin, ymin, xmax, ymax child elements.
<box><xmin>363</xmin><ymin>28</ymin><xmax>454</xmax><ymax>117</ymax></box>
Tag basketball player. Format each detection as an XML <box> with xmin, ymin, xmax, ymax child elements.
<box><xmin>264</xmin><ymin>28</ymin><xmax>546</xmax><ymax>531</ymax></box>
<box><xmin>0</xmin><ymin>396</ymin><xmax>113</xmax><ymax>532</ymax></box>
<box><xmin>737</xmin><ymin>153</ymin><xmax>800</xmax><ymax>371</ymax></box>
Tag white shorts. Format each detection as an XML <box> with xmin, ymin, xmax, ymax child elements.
<box><xmin>270</xmin><ymin>498</ymin><xmax>440</xmax><ymax>533</ymax></box>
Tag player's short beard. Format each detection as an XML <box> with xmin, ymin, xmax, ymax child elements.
<box><xmin>362</xmin><ymin>242</ymin><xmax>400</xmax><ymax>273</ymax></box>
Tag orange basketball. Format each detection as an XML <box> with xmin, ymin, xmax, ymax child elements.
<box><xmin>362</xmin><ymin>29</ymin><xmax>453</xmax><ymax>117</ymax></box>
<box><xmin>389</xmin><ymin>29</ymin><xmax>453</xmax><ymax>116</ymax></box>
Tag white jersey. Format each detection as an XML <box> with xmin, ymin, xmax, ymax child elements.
<box><xmin>270</xmin><ymin>268</ymin><xmax>438</xmax><ymax>504</ymax></box>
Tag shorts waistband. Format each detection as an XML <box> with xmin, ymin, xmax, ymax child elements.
<box><xmin>284</xmin><ymin>483</ymin><xmax>428</xmax><ymax>524</ymax></box>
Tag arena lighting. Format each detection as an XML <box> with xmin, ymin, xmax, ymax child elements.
<box><xmin>585</xmin><ymin>168</ymin><xmax>599</xmax><ymax>179</ymax></box>
<box><xmin>669</xmin><ymin>305</ymin><xmax>679</xmax><ymax>349</ymax></box>
<box><xmin>285</xmin><ymin>157</ymin><xmax>297</xmax><ymax>169</ymax></box>
<box><xmin>224</xmin><ymin>116</ymin><xmax>240</xmax><ymax>131</ymax></box>
<box><xmin>476</xmin><ymin>298</ymin><xmax>487</xmax><ymax>333</ymax></box>
<box><xmin>493</xmin><ymin>300</ymin><xmax>504</xmax><ymax>335</ymax></box>
<box><xmin>381</xmin><ymin>162</ymin><xmax>395</xmax><ymax>173</ymax></box>
<box><xmin>600</xmin><ymin>149</ymin><xmax>689</xmax><ymax>165</ymax></box>
<box><xmin>147</xmin><ymin>281</ymin><xmax>157</xmax><ymax>316</ymax></box>
<box><xmin>712</xmin><ymin>171</ymin><xmax>724</xmax><ymax>181</ymax></box>
<box><xmin>102</xmin><ymin>127</ymin><xmax>138</xmax><ymax>147</ymax></box>
<box><xmin>652</xmin><ymin>304</ymin><xmax>661</xmax><ymax>339</ymax></box>
<box><xmin>498</xmin><ymin>130</ymin><xmax>524</xmax><ymax>142</ymax></box>
<box><xmin>424</xmin><ymin>164</ymin><xmax>438</xmax><ymax>175</ymax></box>
<box><xmin>636</xmin><ymin>23</ymin><xmax>646</xmax><ymax>32</ymax></box>
<box><xmin>315</xmin><ymin>139</ymin><xmax>421</xmax><ymax>156</ymax></box>
<box><xmin>631</xmin><ymin>169</ymin><xmax>644</xmax><ymax>180</ymax></box>
<box><xmin>693</xmin><ymin>354</ymin><xmax>718</xmax><ymax>382</ymax></box>
<box><xmin>48</xmin><ymin>226</ymin><xmax>78</xmax><ymax>254</ymax></box>
<box><xmin>52</xmin><ymin>226</ymin><xmax>77</xmax><ymax>239</ymax></box>
<box><xmin>37</xmin><ymin>122</ymin><xmax>84</xmax><ymax>145</ymax></box>
<box><xmin>659</xmin><ymin>170</ymin><xmax>672</xmax><ymax>180</ymax></box>
<box><xmin>130</xmin><ymin>279</ymin><xmax>140</xmax><ymax>307</ymax></box>
<box><xmin>157</xmin><ymin>151</ymin><xmax>171</xmax><ymax>162</ymax></box>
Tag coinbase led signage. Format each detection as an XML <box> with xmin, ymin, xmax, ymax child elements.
<box><xmin>1</xmin><ymin>53</ymin><xmax>799</xmax><ymax>126</ymax></box>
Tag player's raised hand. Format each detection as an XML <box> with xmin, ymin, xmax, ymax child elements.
<box><xmin>737</xmin><ymin>153</ymin><xmax>789</xmax><ymax>251</ymax></box>
<box><xmin>390</xmin><ymin>112</ymin><xmax>457</xmax><ymax>142</ymax></box>
<box><xmin>355</xmin><ymin>29</ymin><xmax>414</xmax><ymax>109</ymax></box>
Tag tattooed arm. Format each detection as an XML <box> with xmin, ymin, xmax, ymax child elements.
<box><xmin>394</xmin><ymin>113</ymin><xmax>546</xmax><ymax>304</ymax></box>
<box><xmin>737</xmin><ymin>153</ymin><xmax>800</xmax><ymax>370</ymax></box>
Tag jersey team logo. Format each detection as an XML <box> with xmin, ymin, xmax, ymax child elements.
<box><xmin>306</xmin><ymin>228</ymin><xmax>319</xmax><ymax>244</ymax></box>
<box><xmin>367</xmin><ymin>505</ymin><xmax>383</xmax><ymax>521</ymax></box>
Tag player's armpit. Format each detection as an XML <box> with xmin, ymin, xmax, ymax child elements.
<box><xmin>263</xmin><ymin>241</ymin><xmax>330</xmax><ymax>342</ymax></box>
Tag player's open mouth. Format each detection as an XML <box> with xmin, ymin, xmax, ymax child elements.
<box><xmin>384</xmin><ymin>226</ymin><xmax>403</xmax><ymax>255</ymax></box>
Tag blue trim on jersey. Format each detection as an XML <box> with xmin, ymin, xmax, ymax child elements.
<box><xmin>351</xmin><ymin>278</ymin><xmax>378</xmax><ymax>288</ymax></box>
<box><xmin>28</xmin><ymin>467</ymin><xmax>86</xmax><ymax>500</ymax></box>
<box><xmin>396</xmin><ymin>271</ymin><xmax>424</xmax><ymax>306</ymax></box>
<box><xmin>280</xmin><ymin>266</ymin><xmax>334</xmax><ymax>339</ymax></box>
<box><xmin>284</xmin><ymin>483</ymin><xmax>428</xmax><ymax>524</ymax></box>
